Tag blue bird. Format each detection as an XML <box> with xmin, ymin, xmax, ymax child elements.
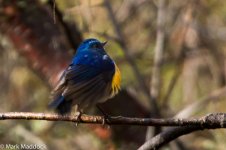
<box><xmin>49</xmin><ymin>38</ymin><xmax>121</xmax><ymax>114</ymax></box>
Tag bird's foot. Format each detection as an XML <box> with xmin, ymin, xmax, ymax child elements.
<box><xmin>96</xmin><ymin>104</ymin><xmax>111</xmax><ymax>126</ymax></box>
<box><xmin>74</xmin><ymin>111</ymin><xmax>82</xmax><ymax>126</ymax></box>
<box><xmin>72</xmin><ymin>106</ymin><xmax>83</xmax><ymax>126</ymax></box>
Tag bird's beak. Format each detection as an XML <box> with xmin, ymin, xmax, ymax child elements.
<box><xmin>101</xmin><ymin>41</ymin><xmax>108</xmax><ymax>47</ymax></box>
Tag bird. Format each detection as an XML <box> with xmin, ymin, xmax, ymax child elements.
<box><xmin>48</xmin><ymin>38</ymin><xmax>121</xmax><ymax>115</ymax></box>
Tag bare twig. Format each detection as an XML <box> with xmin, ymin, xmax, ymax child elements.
<box><xmin>175</xmin><ymin>86</ymin><xmax>226</xmax><ymax>118</ymax></box>
<box><xmin>0</xmin><ymin>112</ymin><xmax>226</xmax><ymax>127</ymax></box>
<box><xmin>47</xmin><ymin>0</ymin><xmax>82</xmax><ymax>50</ymax></box>
<box><xmin>138</xmin><ymin>113</ymin><xmax>226</xmax><ymax>150</ymax></box>
<box><xmin>150</xmin><ymin>0</ymin><xmax>166</xmax><ymax>101</ymax></box>
<box><xmin>52</xmin><ymin>0</ymin><xmax>56</xmax><ymax>24</ymax></box>
<box><xmin>146</xmin><ymin>0</ymin><xmax>166</xmax><ymax>138</ymax></box>
<box><xmin>139</xmin><ymin>84</ymin><xmax>226</xmax><ymax>150</ymax></box>
<box><xmin>103</xmin><ymin>0</ymin><xmax>147</xmax><ymax>91</ymax></box>
<box><xmin>138</xmin><ymin>86</ymin><xmax>226</xmax><ymax>150</ymax></box>
<box><xmin>161</xmin><ymin>67</ymin><xmax>182</xmax><ymax>109</ymax></box>
<box><xmin>161</xmin><ymin>1</ymin><xmax>195</xmax><ymax>109</ymax></box>
<box><xmin>139</xmin><ymin>126</ymin><xmax>203</xmax><ymax>150</ymax></box>
<box><xmin>1</xmin><ymin>112</ymin><xmax>226</xmax><ymax>150</ymax></box>
<box><xmin>103</xmin><ymin>0</ymin><xmax>160</xmax><ymax>121</ymax></box>
<box><xmin>103</xmin><ymin>1</ymin><xmax>151</xmax><ymax>99</ymax></box>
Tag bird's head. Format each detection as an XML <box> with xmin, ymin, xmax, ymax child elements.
<box><xmin>77</xmin><ymin>38</ymin><xmax>107</xmax><ymax>54</ymax></box>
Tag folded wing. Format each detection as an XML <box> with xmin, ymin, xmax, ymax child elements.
<box><xmin>50</xmin><ymin>64</ymin><xmax>114</xmax><ymax>110</ymax></box>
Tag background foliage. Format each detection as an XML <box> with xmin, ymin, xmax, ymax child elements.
<box><xmin>1</xmin><ymin>0</ymin><xmax>226</xmax><ymax>149</ymax></box>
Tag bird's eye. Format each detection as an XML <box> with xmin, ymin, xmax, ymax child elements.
<box><xmin>91</xmin><ymin>43</ymin><xmax>102</xmax><ymax>49</ymax></box>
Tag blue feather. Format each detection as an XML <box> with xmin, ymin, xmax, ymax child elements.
<box><xmin>50</xmin><ymin>38</ymin><xmax>119</xmax><ymax>114</ymax></box>
<box><xmin>48</xmin><ymin>95</ymin><xmax>64</xmax><ymax>109</ymax></box>
<box><xmin>72</xmin><ymin>51</ymin><xmax>115</xmax><ymax>71</ymax></box>
<box><xmin>48</xmin><ymin>95</ymin><xmax>73</xmax><ymax>114</ymax></box>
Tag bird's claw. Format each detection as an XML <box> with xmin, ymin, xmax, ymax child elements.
<box><xmin>102</xmin><ymin>115</ymin><xmax>111</xmax><ymax>129</ymax></box>
<box><xmin>102</xmin><ymin>117</ymin><xmax>105</xmax><ymax>126</ymax></box>
<box><xmin>74</xmin><ymin>111</ymin><xmax>82</xmax><ymax>126</ymax></box>
<box><xmin>96</xmin><ymin>104</ymin><xmax>111</xmax><ymax>126</ymax></box>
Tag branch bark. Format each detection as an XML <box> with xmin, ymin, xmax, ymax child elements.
<box><xmin>1</xmin><ymin>112</ymin><xmax>226</xmax><ymax>150</ymax></box>
<box><xmin>139</xmin><ymin>126</ymin><xmax>203</xmax><ymax>150</ymax></box>
<box><xmin>0</xmin><ymin>112</ymin><xmax>226</xmax><ymax>127</ymax></box>
<box><xmin>138</xmin><ymin>113</ymin><xmax>226</xmax><ymax>150</ymax></box>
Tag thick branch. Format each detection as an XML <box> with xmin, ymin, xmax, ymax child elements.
<box><xmin>138</xmin><ymin>113</ymin><xmax>226</xmax><ymax>150</ymax></box>
<box><xmin>0</xmin><ymin>112</ymin><xmax>226</xmax><ymax>128</ymax></box>
<box><xmin>139</xmin><ymin>126</ymin><xmax>201</xmax><ymax>150</ymax></box>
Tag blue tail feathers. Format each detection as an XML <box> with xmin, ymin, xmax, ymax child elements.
<box><xmin>48</xmin><ymin>96</ymin><xmax>72</xmax><ymax>114</ymax></box>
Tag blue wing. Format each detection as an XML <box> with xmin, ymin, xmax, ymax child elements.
<box><xmin>49</xmin><ymin>51</ymin><xmax>115</xmax><ymax>113</ymax></box>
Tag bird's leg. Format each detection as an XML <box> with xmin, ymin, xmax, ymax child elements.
<box><xmin>74</xmin><ymin>111</ymin><xmax>82</xmax><ymax>126</ymax></box>
<box><xmin>96</xmin><ymin>104</ymin><xmax>110</xmax><ymax>126</ymax></box>
<box><xmin>72</xmin><ymin>105</ymin><xmax>83</xmax><ymax>126</ymax></box>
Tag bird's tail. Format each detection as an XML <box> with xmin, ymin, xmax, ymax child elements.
<box><xmin>48</xmin><ymin>96</ymin><xmax>72</xmax><ymax>115</ymax></box>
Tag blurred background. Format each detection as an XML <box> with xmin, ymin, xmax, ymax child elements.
<box><xmin>1</xmin><ymin>0</ymin><xmax>226</xmax><ymax>149</ymax></box>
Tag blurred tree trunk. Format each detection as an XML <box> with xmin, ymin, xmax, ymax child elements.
<box><xmin>0</xmin><ymin>0</ymin><xmax>82</xmax><ymax>86</ymax></box>
<box><xmin>0</xmin><ymin>1</ymin><xmax>150</xmax><ymax>149</ymax></box>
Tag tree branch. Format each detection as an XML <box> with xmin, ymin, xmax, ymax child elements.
<box><xmin>138</xmin><ymin>126</ymin><xmax>202</xmax><ymax>150</ymax></box>
<box><xmin>0</xmin><ymin>112</ymin><xmax>226</xmax><ymax>127</ymax></box>
<box><xmin>1</xmin><ymin>112</ymin><xmax>226</xmax><ymax>150</ymax></box>
<box><xmin>138</xmin><ymin>113</ymin><xmax>226</xmax><ymax>150</ymax></box>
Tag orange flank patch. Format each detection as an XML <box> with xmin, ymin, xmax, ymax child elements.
<box><xmin>111</xmin><ymin>64</ymin><xmax>121</xmax><ymax>97</ymax></box>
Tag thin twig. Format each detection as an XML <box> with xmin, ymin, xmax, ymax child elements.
<box><xmin>53</xmin><ymin>0</ymin><xmax>56</xmax><ymax>24</ymax></box>
<box><xmin>161</xmin><ymin>64</ymin><xmax>182</xmax><ymax>109</ymax></box>
<box><xmin>161</xmin><ymin>1</ymin><xmax>196</xmax><ymax>108</ymax></box>
<box><xmin>47</xmin><ymin>0</ymin><xmax>82</xmax><ymax>50</ymax></box>
<box><xmin>103</xmin><ymin>0</ymin><xmax>160</xmax><ymax>117</ymax></box>
<box><xmin>150</xmin><ymin>0</ymin><xmax>166</xmax><ymax>101</ymax></box>
<box><xmin>175</xmin><ymin>86</ymin><xmax>226</xmax><ymax>118</ymax></box>
<box><xmin>146</xmin><ymin>0</ymin><xmax>166</xmax><ymax>139</ymax></box>
<box><xmin>103</xmin><ymin>0</ymin><xmax>147</xmax><ymax>93</ymax></box>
